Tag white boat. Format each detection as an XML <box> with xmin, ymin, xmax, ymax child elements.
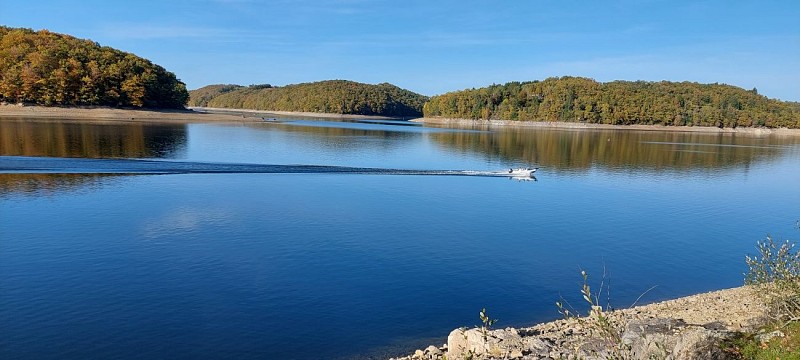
<box><xmin>507</xmin><ymin>167</ymin><xmax>538</xmax><ymax>177</ymax></box>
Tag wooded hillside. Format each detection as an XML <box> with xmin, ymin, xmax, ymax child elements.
<box><xmin>188</xmin><ymin>84</ymin><xmax>243</xmax><ymax>107</ymax></box>
<box><xmin>191</xmin><ymin>80</ymin><xmax>428</xmax><ymax>117</ymax></box>
<box><xmin>423</xmin><ymin>77</ymin><xmax>800</xmax><ymax>128</ymax></box>
<box><xmin>0</xmin><ymin>26</ymin><xmax>188</xmax><ymax>109</ymax></box>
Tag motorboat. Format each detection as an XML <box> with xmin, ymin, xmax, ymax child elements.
<box><xmin>507</xmin><ymin>167</ymin><xmax>538</xmax><ymax>177</ymax></box>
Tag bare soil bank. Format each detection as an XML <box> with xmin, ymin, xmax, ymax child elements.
<box><xmin>191</xmin><ymin>106</ymin><xmax>402</xmax><ymax>120</ymax></box>
<box><xmin>0</xmin><ymin>104</ymin><xmax>256</xmax><ymax>124</ymax></box>
<box><xmin>0</xmin><ymin>104</ymin><xmax>400</xmax><ymax>124</ymax></box>
<box><xmin>413</xmin><ymin>117</ymin><xmax>800</xmax><ymax>136</ymax></box>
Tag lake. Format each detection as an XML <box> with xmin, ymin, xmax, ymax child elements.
<box><xmin>1</xmin><ymin>116</ymin><xmax>799</xmax><ymax>359</ymax></box>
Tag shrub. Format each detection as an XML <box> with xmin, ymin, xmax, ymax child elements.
<box><xmin>745</xmin><ymin>235</ymin><xmax>800</xmax><ymax>326</ymax></box>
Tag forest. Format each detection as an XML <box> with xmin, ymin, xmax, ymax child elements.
<box><xmin>0</xmin><ymin>26</ymin><xmax>188</xmax><ymax>109</ymax></box>
<box><xmin>3</xmin><ymin>25</ymin><xmax>799</xmax><ymax>127</ymax></box>
<box><xmin>190</xmin><ymin>80</ymin><xmax>428</xmax><ymax>117</ymax></box>
<box><xmin>423</xmin><ymin>77</ymin><xmax>800</xmax><ymax>128</ymax></box>
<box><xmin>187</xmin><ymin>84</ymin><xmax>244</xmax><ymax>107</ymax></box>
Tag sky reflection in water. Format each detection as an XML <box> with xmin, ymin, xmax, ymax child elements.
<box><xmin>1</xmin><ymin>118</ymin><xmax>799</xmax><ymax>359</ymax></box>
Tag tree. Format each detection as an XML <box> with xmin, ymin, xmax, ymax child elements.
<box><xmin>193</xmin><ymin>80</ymin><xmax>428</xmax><ymax>117</ymax></box>
<box><xmin>422</xmin><ymin>77</ymin><xmax>800</xmax><ymax>129</ymax></box>
<box><xmin>0</xmin><ymin>26</ymin><xmax>188</xmax><ymax>108</ymax></box>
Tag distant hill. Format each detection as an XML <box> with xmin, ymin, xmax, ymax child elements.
<box><xmin>188</xmin><ymin>84</ymin><xmax>244</xmax><ymax>107</ymax></box>
<box><xmin>0</xmin><ymin>26</ymin><xmax>188</xmax><ymax>109</ymax></box>
<box><xmin>191</xmin><ymin>80</ymin><xmax>428</xmax><ymax>117</ymax></box>
<box><xmin>424</xmin><ymin>77</ymin><xmax>800</xmax><ymax>128</ymax></box>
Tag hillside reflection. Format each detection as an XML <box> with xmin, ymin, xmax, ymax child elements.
<box><xmin>0</xmin><ymin>120</ymin><xmax>187</xmax><ymax>158</ymax></box>
<box><xmin>0</xmin><ymin>173</ymin><xmax>122</xmax><ymax>197</ymax></box>
<box><xmin>273</xmin><ymin>120</ymin><xmax>416</xmax><ymax>139</ymax></box>
<box><xmin>428</xmin><ymin>127</ymin><xmax>799</xmax><ymax>172</ymax></box>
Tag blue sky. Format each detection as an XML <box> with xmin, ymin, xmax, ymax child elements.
<box><xmin>2</xmin><ymin>0</ymin><xmax>798</xmax><ymax>100</ymax></box>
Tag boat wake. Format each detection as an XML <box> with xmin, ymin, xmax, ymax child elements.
<box><xmin>0</xmin><ymin>156</ymin><xmax>537</xmax><ymax>179</ymax></box>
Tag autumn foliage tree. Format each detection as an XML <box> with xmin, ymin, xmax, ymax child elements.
<box><xmin>0</xmin><ymin>26</ymin><xmax>188</xmax><ymax>109</ymax></box>
<box><xmin>424</xmin><ymin>77</ymin><xmax>800</xmax><ymax>129</ymax></box>
<box><xmin>187</xmin><ymin>84</ymin><xmax>244</xmax><ymax>107</ymax></box>
<box><xmin>191</xmin><ymin>80</ymin><xmax>428</xmax><ymax>117</ymax></box>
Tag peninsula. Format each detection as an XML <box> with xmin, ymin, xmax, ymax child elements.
<box><xmin>423</xmin><ymin>77</ymin><xmax>800</xmax><ymax>129</ymax></box>
<box><xmin>189</xmin><ymin>80</ymin><xmax>429</xmax><ymax>118</ymax></box>
<box><xmin>0</xmin><ymin>26</ymin><xmax>188</xmax><ymax>109</ymax></box>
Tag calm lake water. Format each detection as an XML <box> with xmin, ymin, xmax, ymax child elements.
<box><xmin>1</xmin><ymin>116</ymin><xmax>799</xmax><ymax>359</ymax></box>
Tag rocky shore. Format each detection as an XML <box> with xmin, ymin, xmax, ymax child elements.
<box><xmin>392</xmin><ymin>285</ymin><xmax>768</xmax><ymax>360</ymax></box>
<box><xmin>413</xmin><ymin>117</ymin><xmax>800</xmax><ymax>136</ymax></box>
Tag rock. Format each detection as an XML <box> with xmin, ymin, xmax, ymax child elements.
<box><xmin>509</xmin><ymin>349</ymin><xmax>524</xmax><ymax>358</ymax></box>
<box><xmin>523</xmin><ymin>336</ymin><xmax>552</xmax><ymax>356</ymax></box>
<box><xmin>404</xmin><ymin>286</ymin><xmax>768</xmax><ymax>360</ymax></box>
<box><xmin>424</xmin><ymin>345</ymin><xmax>441</xmax><ymax>354</ymax></box>
<box><xmin>622</xmin><ymin>318</ymin><xmax>685</xmax><ymax>359</ymax></box>
<box><xmin>420</xmin><ymin>345</ymin><xmax>443</xmax><ymax>359</ymax></box>
<box><xmin>624</xmin><ymin>318</ymin><xmax>687</xmax><ymax>339</ymax></box>
<box><xmin>620</xmin><ymin>318</ymin><xmax>738</xmax><ymax>360</ymax></box>
<box><xmin>671</xmin><ymin>327</ymin><xmax>734</xmax><ymax>360</ymax></box>
<box><xmin>755</xmin><ymin>329</ymin><xmax>784</xmax><ymax>343</ymax></box>
<box><xmin>447</xmin><ymin>327</ymin><xmax>527</xmax><ymax>359</ymax></box>
<box><xmin>412</xmin><ymin>349</ymin><xmax>424</xmax><ymax>359</ymax></box>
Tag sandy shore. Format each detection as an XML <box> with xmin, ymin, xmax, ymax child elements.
<box><xmin>191</xmin><ymin>106</ymin><xmax>403</xmax><ymax>120</ymax></box>
<box><xmin>5</xmin><ymin>105</ymin><xmax>795</xmax><ymax>137</ymax></box>
<box><xmin>413</xmin><ymin>116</ymin><xmax>800</xmax><ymax>136</ymax></box>
<box><xmin>0</xmin><ymin>104</ymin><xmax>262</xmax><ymax>124</ymax></box>
<box><xmin>0</xmin><ymin>104</ymin><xmax>406</xmax><ymax>123</ymax></box>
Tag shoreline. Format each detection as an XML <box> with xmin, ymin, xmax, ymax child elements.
<box><xmin>0</xmin><ymin>104</ymin><xmax>402</xmax><ymax>123</ymax></box>
<box><xmin>413</xmin><ymin>116</ymin><xmax>800</xmax><ymax>136</ymax></box>
<box><xmin>0</xmin><ymin>103</ymin><xmax>779</xmax><ymax>359</ymax></box>
<box><xmin>190</xmin><ymin>106</ymin><xmax>405</xmax><ymax>120</ymax></box>
<box><xmin>3</xmin><ymin>104</ymin><xmax>797</xmax><ymax>137</ymax></box>
<box><xmin>0</xmin><ymin>104</ymin><xmax>254</xmax><ymax>124</ymax></box>
<box><xmin>393</xmin><ymin>284</ymin><xmax>766</xmax><ymax>359</ymax></box>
